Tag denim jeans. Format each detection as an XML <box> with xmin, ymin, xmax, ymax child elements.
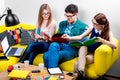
<box><xmin>43</xmin><ymin>42</ymin><xmax>78</xmax><ymax>68</ymax></box>
<box><xmin>23</xmin><ymin>41</ymin><xmax>49</xmax><ymax>64</ymax></box>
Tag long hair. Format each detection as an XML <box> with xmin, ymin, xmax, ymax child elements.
<box><xmin>38</xmin><ymin>4</ymin><xmax>52</xmax><ymax>27</ymax></box>
<box><xmin>94</xmin><ymin>13</ymin><xmax>110</xmax><ymax>40</ymax></box>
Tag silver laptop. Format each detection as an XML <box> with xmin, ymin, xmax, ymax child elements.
<box><xmin>1</xmin><ymin>36</ymin><xmax>24</xmax><ymax>57</ymax></box>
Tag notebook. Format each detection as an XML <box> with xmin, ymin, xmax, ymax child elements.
<box><xmin>1</xmin><ymin>36</ymin><xmax>24</xmax><ymax>57</ymax></box>
<box><xmin>8</xmin><ymin>70</ymin><xmax>30</xmax><ymax>79</ymax></box>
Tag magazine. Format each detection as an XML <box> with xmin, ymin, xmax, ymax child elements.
<box><xmin>69</xmin><ymin>37</ymin><xmax>98</xmax><ymax>46</ymax></box>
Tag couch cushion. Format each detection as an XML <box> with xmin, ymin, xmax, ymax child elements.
<box><xmin>59</xmin><ymin>57</ymin><xmax>78</xmax><ymax>72</ymax></box>
<box><xmin>0</xmin><ymin>31</ymin><xmax>16</xmax><ymax>46</ymax></box>
<box><xmin>85</xmin><ymin>64</ymin><xmax>99</xmax><ymax>79</ymax></box>
<box><xmin>7</xmin><ymin>27</ymin><xmax>23</xmax><ymax>43</ymax></box>
<box><xmin>33</xmin><ymin>54</ymin><xmax>44</xmax><ymax>65</ymax></box>
<box><xmin>19</xmin><ymin>24</ymin><xmax>36</xmax><ymax>30</ymax></box>
<box><xmin>0</xmin><ymin>56</ymin><xmax>19</xmax><ymax>72</ymax></box>
<box><xmin>20</xmin><ymin>30</ymin><xmax>35</xmax><ymax>45</ymax></box>
<box><xmin>0</xmin><ymin>25</ymin><xmax>6</xmax><ymax>33</ymax></box>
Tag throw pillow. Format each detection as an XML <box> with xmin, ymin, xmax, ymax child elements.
<box><xmin>7</xmin><ymin>27</ymin><xmax>23</xmax><ymax>43</ymax></box>
<box><xmin>20</xmin><ymin>30</ymin><xmax>35</xmax><ymax>45</ymax></box>
<box><xmin>0</xmin><ymin>31</ymin><xmax>16</xmax><ymax>46</ymax></box>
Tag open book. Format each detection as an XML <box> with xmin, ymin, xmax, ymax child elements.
<box><xmin>69</xmin><ymin>37</ymin><xmax>98</xmax><ymax>46</ymax></box>
<box><xmin>51</xmin><ymin>33</ymin><xmax>68</xmax><ymax>43</ymax></box>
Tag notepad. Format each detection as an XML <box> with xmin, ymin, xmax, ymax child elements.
<box><xmin>8</xmin><ymin>70</ymin><xmax>30</xmax><ymax>79</ymax></box>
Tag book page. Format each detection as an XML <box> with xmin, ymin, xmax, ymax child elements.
<box><xmin>83</xmin><ymin>37</ymin><xmax>98</xmax><ymax>46</ymax></box>
<box><xmin>69</xmin><ymin>40</ymin><xmax>83</xmax><ymax>47</ymax></box>
<box><xmin>69</xmin><ymin>37</ymin><xmax>98</xmax><ymax>47</ymax></box>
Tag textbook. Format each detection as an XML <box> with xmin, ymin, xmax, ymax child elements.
<box><xmin>69</xmin><ymin>37</ymin><xmax>98</xmax><ymax>46</ymax></box>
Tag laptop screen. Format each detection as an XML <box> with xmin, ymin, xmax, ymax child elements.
<box><xmin>1</xmin><ymin>37</ymin><xmax>9</xmax><ymax>54</ymax></box>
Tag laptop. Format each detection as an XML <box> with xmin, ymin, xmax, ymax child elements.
<box><xmin>1</xmin><ymin>36</ymin><xmax>24</xmax><ymax>57</ymax></box>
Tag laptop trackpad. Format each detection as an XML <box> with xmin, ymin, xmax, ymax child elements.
<box><xmin>14</xmin><ymin>48</ymin><xmax>23</xmax><ymax>56</ymax></box>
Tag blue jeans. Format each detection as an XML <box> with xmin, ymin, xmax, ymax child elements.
<box><xmin>22</xmin><ymin>41</ymin><xmax>49</xmax><ymax>64</ymax></box>
<box><xmin>43</xmin><ymin>42</ymin><xmax>78</xmax><ymax>68</ymax></box>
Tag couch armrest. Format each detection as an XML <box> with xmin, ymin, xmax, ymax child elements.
<box><xmin>94</xmin><ymin>38</ymin><xmax>119</xmax><ymax>76</ymax></box>
<box><xmin>94</xmin><ymin>44</ymin><xmax>113</xmax><ymax>76</ymax></box>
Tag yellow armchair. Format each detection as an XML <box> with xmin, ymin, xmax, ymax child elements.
<box><xmin>59</xmin><ymin>38</ymin><xmax>119</xmax><ymax>79</ymax></box>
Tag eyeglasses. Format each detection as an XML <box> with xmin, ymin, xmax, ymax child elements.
<box><xmin>64</xmin><ymin>14</ymin><xmax>75</xmax><ymax>18</ymax></box>
<box><xmin>42</xmin><ymin>12</ymin><xmax>50</xmax><ymax>16</ymax></box>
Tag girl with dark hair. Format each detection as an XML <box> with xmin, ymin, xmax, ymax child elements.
<box><xmin>62</xmin><ymin>13</ymin><xmax>116</xmax><ymax>79</ymax></box>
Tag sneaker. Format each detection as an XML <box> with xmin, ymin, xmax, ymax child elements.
<box><xmin>76</xmin><ymin>71</ymin><xmax>85</xmax><ymax>80</ymax></box>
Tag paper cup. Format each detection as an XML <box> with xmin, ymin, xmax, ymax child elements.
<box><xmin>38</xmin><ymin>63</ymin><xmax>44</xmax><ymax>71</ymax></box>
<box><xmin>13</xmin><ymin>64</ymin><xmax>19</xmax><ymax>70</ymax></box>
<box><xmin>24</xmin><ymin>60</ymin><xmax>29</xmax><ymax>67</ymax></box>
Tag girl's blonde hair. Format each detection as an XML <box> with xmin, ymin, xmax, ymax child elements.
<box><xmin>38</xmin><ymin>4</ymin><xmax>52</xmax><ymax>27</ymax></box>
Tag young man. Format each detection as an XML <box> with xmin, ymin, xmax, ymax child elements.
<box><xmin>43</xmin><ymin>4</ymin><xmax>88</xmax><ymax>69</ymax></box>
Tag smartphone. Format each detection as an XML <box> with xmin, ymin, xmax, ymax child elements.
<box><xmin>66</xmin><ymin>72</ymin><xmax>75</xmax><ymax>77</ymax></box>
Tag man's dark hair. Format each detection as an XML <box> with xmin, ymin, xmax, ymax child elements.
<box><xmin>65</xmin><ymin>4</ymin><xmax>78</xmax><ymax>14</ymax></box>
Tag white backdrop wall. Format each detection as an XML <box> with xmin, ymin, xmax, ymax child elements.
<box><xmin>0</xmin><ymin>0</ymin><xmax>5</xmax><ymax>14</ymax></box>
<box><xmin>2</xmin><ymin>0</ymin><xmax>120</xmax><ymax>38</ymax></box>
<box><xmin>0</xmin><ymin>0</ymin><xmax>5</xmax><ymax>23</ymax></box>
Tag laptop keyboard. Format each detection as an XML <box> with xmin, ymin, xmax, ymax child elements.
<box><xmin>8</xmin><ymin>48</ymin><xmax>17</xmax><ymax>55</ymax></box>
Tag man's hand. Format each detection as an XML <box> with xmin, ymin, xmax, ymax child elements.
<box><xmin>61</xmin><ymin>34</ymin><xmax>71</xmax><ymax>41</ymax></box>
